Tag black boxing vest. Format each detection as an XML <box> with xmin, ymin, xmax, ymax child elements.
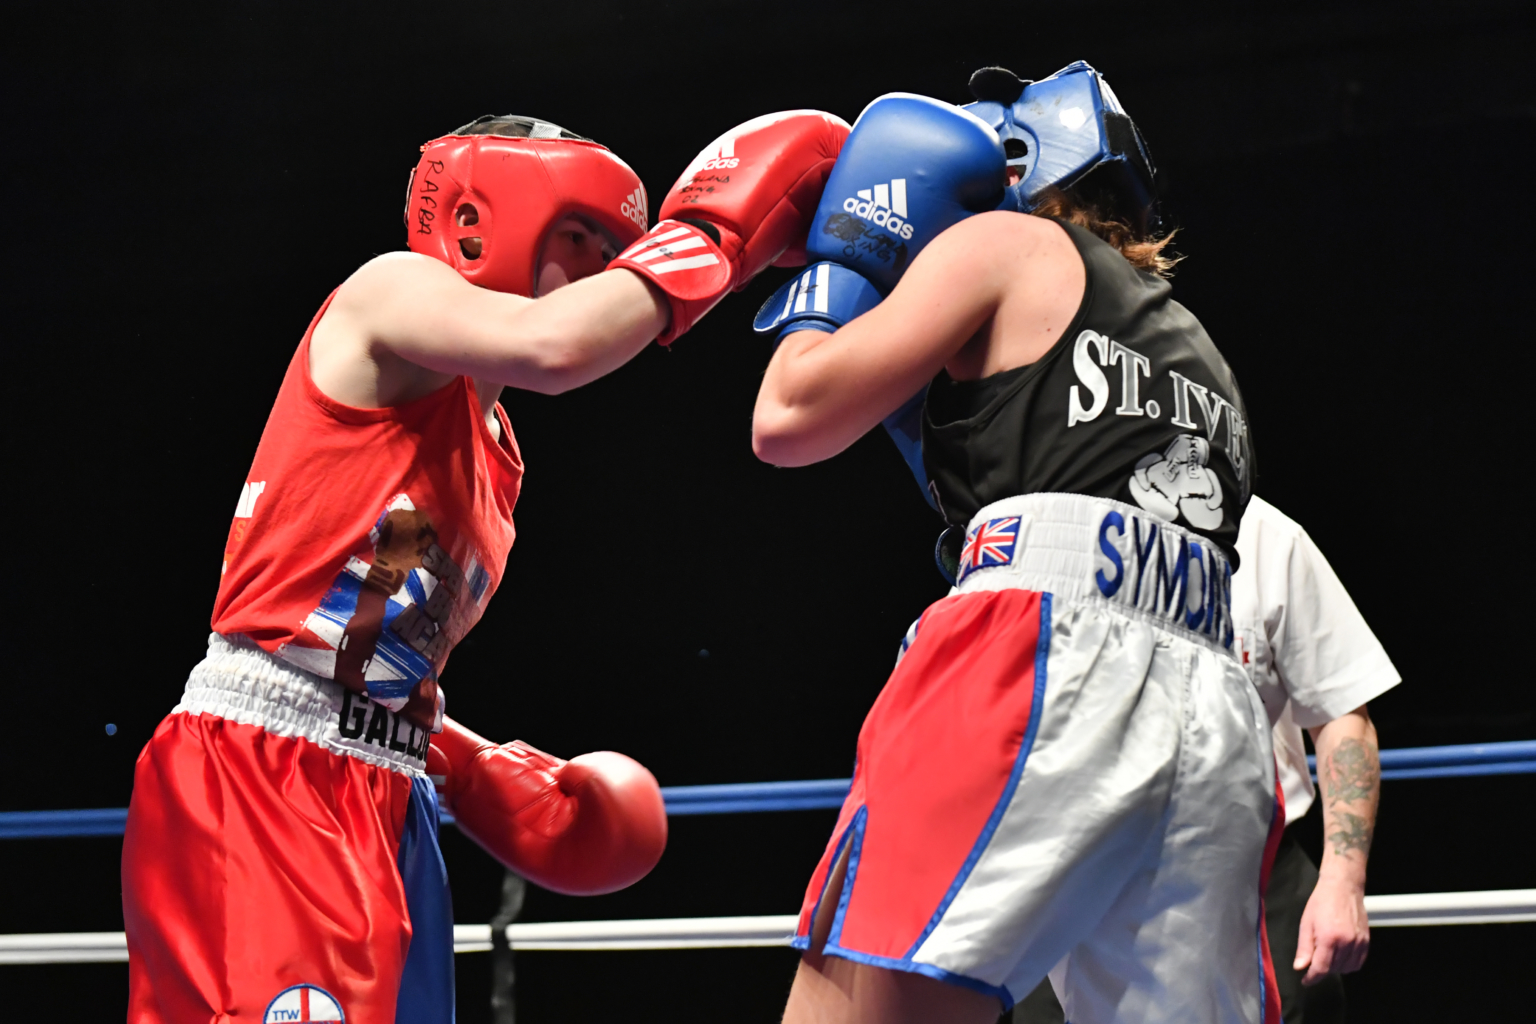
<box><xmin>922</xmin><ymin>219</ymin><xmax>1254</xmax><ymax>564</ymax></box>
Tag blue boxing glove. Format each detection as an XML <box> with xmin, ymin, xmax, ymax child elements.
<box><xmin>807</xmin><ymin>93</ymin><xmax>1008</xmax><ymax>292</ymax></box>
<box><xmin>753</xmin><ymin>93</ymin><xmax>1007</xmax><ymax>503</ymax></box>
<box><xmin>753</xmin><ymin>261</ymin><xmax>883</xmax><ymax>339</ymax></box>
<box><xmin>758</xmin><ymin>94</ymin><xmax>1006</xmax><ymax>335</ymax></box>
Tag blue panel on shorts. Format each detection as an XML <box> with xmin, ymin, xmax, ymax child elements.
<box><xmin>396</xmin><ymin>775</ymin><xmax>455</xmax><ymax>1024</ymax></box>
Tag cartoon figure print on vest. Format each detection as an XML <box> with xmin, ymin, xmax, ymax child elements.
<box><xmin>331</xmin><ymin>500</ymin><xmax>465</xmax><ymax>723</ymax></box>
<box><xmin>1129</xmin><ymin>434</ymin><xmax>1225</xmax><ymax>530</ymax></box>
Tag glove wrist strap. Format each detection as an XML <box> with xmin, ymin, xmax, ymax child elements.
<box><xmin>609</xmin><ymin>220</ymin><xmax>733</xmax><ymax>345</ymax></box>
<box><xmin>753</xmin><ymin>261</ymin><xmax>884</xmax><ymax>344</ymax></box>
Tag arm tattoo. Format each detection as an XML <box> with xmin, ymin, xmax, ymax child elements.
<box><xmin>1324</xmin><ymin>738</ymin><xmax>1380</xmax><ymax>806</ymax></box>
<box><xmin>1327</xmin><ymin>811</ymin><xmax>1374</xmax><ymax>857</ymax></box>
<box><xmin>1322</xmin><ymin>736</ymin><xmax>1380</xmax><ymax>858</ymax></box>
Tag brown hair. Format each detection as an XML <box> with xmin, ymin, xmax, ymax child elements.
<box><xmin>1029</xmin><ymin>186</ymin><xmax>1182</xmax><ymax>278</ymax></box>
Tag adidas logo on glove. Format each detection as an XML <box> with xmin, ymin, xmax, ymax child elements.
<box><xmin>690</xmin><ymin>139</ymin><xmax>741</xmax><ymax>172</ymax></box>
<box><xmin>620</xmin><ymin>188</ymin><xmax>648</xmax><ymax>229</ymax></box>
<box><xmin>682</xmin><ymin>112</ymin><xmax>829</xmax><ymax>181</ymax></box>
<box><xmin>842</xmin><ymin>178</ymin><xmax>915</xmax><ymax>240</ymax></box>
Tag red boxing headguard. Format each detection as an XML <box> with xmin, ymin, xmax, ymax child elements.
<box><xmin>405</xmin><ymin>115</ymin><xmax>648</xmax><ymax>296</ymax></box>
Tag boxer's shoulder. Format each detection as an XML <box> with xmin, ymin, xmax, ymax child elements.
<box><xmin>332</xmin><ymin>250</ymin><xmax>466</xmax><ymax>312</ymax></box>
<box><xmin>325</xmin><ymin>249</ymin><xmax>517</xmax><ymax>353</ymax></box>
<box><xmin>907</xmin><ymin>210</ymin><xmax>1081</xmax><ymax>289</ymax></box>
<box><xmin>309</xmin><ymin>253</ymin><xmax>471</xmax><ymax>408</ymax></box>
<box><xmin>931</xmin><ymin>210</ymin><xmax>1076</xmax><ymax>255</ymax></box>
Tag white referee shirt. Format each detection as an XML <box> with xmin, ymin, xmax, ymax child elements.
<box><xmin>1231</xmin><ymin>496</ymin><xmax>1402</xmax><ymax>826</ymax></box>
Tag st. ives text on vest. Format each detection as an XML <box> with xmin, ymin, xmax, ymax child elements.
<box><xmin>1065</xmin><ymin>329</ymin><xmax>1250</xmax><ymax>486</ymax></box>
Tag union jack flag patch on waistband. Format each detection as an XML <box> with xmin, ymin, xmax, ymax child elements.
<box><xmin>958</xmin><ymin>516</ymin><xmax>1021</xmax><ymax>583</ymax></box>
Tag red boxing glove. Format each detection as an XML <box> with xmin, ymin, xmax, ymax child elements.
<box><xmin>427</xmin><ymin>717</ymin><xmax>667</xmax><ymax>896</ymax></box>
<box><xmin>609</xmin><ymin>110</ymin><xmax>850</xmax><ymax>344</ymax></box>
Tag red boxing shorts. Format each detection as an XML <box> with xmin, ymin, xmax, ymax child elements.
<box><xmin>796</xmin><ymin>493</ymin><xmax>1283</xmax><ymax>1022</ymax></box>
<box><xmin>122</xmin><ymin>634</ymin><xmax>454</xmax><ymax>1024</ymax></box>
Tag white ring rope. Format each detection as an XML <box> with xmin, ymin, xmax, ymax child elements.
<box><xmin>2</xmin><ymin>891</ymin><xmax>1530</xmax><ymax>965</ymax></box>
<box><xmin>454</xmin><ymin>914</ymin><xmax>803</xmax><ymax>952</ymax></box>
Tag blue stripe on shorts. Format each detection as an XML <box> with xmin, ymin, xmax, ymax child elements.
<box><xmin>396</xmin><ymin>775</ymin><xmax>455</xmax><ymax>1024</ymax></box>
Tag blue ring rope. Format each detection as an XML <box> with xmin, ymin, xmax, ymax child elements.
<box><xmin>2</xmin><ymin>741</ymin><xmax>1531</xmax><ymax>840</ymax></box>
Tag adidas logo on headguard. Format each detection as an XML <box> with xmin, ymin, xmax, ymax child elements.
<box><xmin>621</xmin><ymin>188</ymin><xmax>647</xmax><ymax>229</ymax></box>
<box><xmin>842</xmin><ymin>179</ymin><xmax>914</xmax><ymax>240</ymax></box>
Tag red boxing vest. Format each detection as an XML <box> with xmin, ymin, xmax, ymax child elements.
<box><xmin>212</xmin><ymin>293</ymin><xmax>522</xmax><ymax>730</ymax></box>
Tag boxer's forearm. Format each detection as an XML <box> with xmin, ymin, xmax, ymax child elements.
<box><xmin>346</xmin><ymin>253</ymin><xmax>670</xmax><ymax>396</ymax></box>
<box><xmin>1309</xmin><ymin>706</ymin><xmax>1379</xmax><ymax>886</ymax></box>
<box><xmin>754</xmin><ymin>326</ymin><xmax>940</xmax><ymax>466</ymax></box>
<box><xmin>428</xmin><ymin>267</ymin><xmax>669</xmax><ymax>394</ymax></box>
<box><xmin>752</xmin><ymin>221</ymin><xmax>1003</xmax><ymax>466</ymax></box>
<box><xmin>489</xmin><ymin>269</ymin><xmax>670</xmax><ymax>392</ymax></box>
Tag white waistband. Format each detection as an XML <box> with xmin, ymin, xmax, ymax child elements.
<box><xmin>175</xmin><ymin>633</ymin><xmax>430</xmax><ymax>776</ymax></box>
<box><xmin>954</xmin><ymin>493</ymin><xmax>1235</xmax><ymax>652</ymax></box>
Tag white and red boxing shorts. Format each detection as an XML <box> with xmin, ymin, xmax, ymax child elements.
<box><xmin>795</xmin><ymin>492</ymin><xmax>1283</xmax><ymax>1022</ymax></box>
<box><xmin>122</xmin><ymin>634</ymin><xmax>454</xmax><ymax>1024</ymax></box>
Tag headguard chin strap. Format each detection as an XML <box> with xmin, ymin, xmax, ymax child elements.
<box><xmin>964</xmin><ymin>61</ymin><xmax>1160</xmax><ymax>234</ymax></box>
<box><xmin>405</xmin><ymin>115</ymin><xmax>648</xmax><ymax>297</ymax></box>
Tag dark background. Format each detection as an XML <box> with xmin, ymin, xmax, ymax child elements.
<box><xmin>3</xmin><ymin>0</ymin><xmax>1532</xmax><ymax>1019</ymax></box>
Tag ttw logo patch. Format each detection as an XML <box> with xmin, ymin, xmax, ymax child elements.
<box><xmin>842</xmin><ymin>178</ymin><xmax>914</xmax><ymax>239</ymax></box>
<box><xmin>264</xmin><ymin>983</ymin><xmax>344</xmax><ymax>1022</ymax></box>
<box><xmin>620</xmin><ymin>187</ymin><xmax>647</xmax><ymax>230</ymax></box>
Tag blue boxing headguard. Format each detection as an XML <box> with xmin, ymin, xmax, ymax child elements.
<box><xmin>964</xmin><ymin>61</ymin><xmax>1159</xmax><ymax>234</ymax></box>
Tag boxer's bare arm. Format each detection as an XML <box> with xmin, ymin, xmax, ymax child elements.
<box><xmin>753</xmin><ymin>213</ymin><xmax>1083</xmax><ymax>467</ymax></box>
<box><xmin>310</xmin><ymin>252</ymin><xmax>669</xmax><ymax>407</ymax></box>
<box><xmin>1295</xmin><ymin>705</ymin><xmax>1378</xmax><ymax>982</ymax></box>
